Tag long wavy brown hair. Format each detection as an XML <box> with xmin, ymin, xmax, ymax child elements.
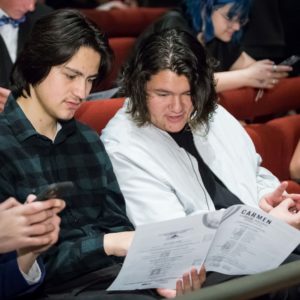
<box><xmin>118</xmin><ymin>28</ymin><xmax>218</xmax><ymax>132</ymax></box>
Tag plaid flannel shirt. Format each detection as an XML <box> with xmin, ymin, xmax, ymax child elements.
<box><xmin>0</xmin><ymin>96</ymin><xmax>133</xmax><ymax>285</ymax></box>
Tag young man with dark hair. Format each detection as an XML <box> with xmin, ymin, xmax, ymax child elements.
<box><xmin>0</xmin><ymin>9</ymin><xmax>202</xmax><ymax>299</ymax></box>
<box><xmin>102</xmin><ymin>28</ymin><xmax>300</xmax><ymax>299</ymax></box>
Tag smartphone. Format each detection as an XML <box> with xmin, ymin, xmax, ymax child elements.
<box><xmin>279</xmin><ymin>55</ymin><xmax>300</xmax><ymax>66</ymax></box>
<box><xmin>34</xmin><ymin>181</ymin><xmax>75</xmax><ymax>201</ymax></box>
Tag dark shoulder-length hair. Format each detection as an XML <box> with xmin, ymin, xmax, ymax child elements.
<box><xmin>11</xmin><ymin>9</ymin><xmax>113</xmax><ymax>98</ymax></box>
<box><xmin>118</xmin><ymin>28</ymin><xmax>218</xmax><ymax>131</ymax></box>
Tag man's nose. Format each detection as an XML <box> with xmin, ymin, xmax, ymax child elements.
<box><xmin>170</xmin><ymin>97</ymin><xmax>183</xmax><ymax>113</ymax></box>
<box><xmin>73</xmin><ymin>80</ymin><xmax>88</xmax><ymax>100</ymax></box>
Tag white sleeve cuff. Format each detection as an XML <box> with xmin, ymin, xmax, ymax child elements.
<box><xmin>20</xmin><ymin>260</ymin><xmax>42</xmax><ymax>285</ymax></box>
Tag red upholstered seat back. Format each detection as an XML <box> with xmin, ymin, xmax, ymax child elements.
<box><xmin>81</xmin><ymin>7</ymin><xmax>169</xmax><ymax>92</ymax></box>
<box><xmin>245</xmin><ymin>114</ymin><xmax>300</xmax><ymax>193</ymax></box>
<box><xmin>75</xmin><ymin>98</ymin><xmax>125</xmax><ymax>134</ymax></box>
<box><xmin>80</xmin><ymin>7</ymin><xmax>168</xmax><ymax>37</ymax></box>
<box><xmin>93</xmin><ymin>37</ymin><xmax>136</xmax><ymax>92</ymax></box>
<box><xmin>219</xmin><ymin>77</ymin><xmax>300</xmax><ymax>121</ymax></box>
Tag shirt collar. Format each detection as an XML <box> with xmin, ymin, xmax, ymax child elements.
<box><xmin>3</xmin><ymin>94</ymin><xmax>76</xmax><ymax>143</ymax></box>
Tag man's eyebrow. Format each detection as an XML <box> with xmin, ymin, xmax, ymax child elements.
<box><xmin>63</xmin><ymin>66</ymin><xmax>83</xmax><ymax>76</ymax></box>
<box><xmin>63</xmin><ymin>66</ymin><xmax>98</xmax><ymax>78</ymax></box>
<box><xmin>151</xmin><ymin>88</ymin><xmax>190</xmax><ymax>94</ymax></box>
<box><xmin>149</xmin><ymin>88</ymin><xmax>166</xmax><ymax>92</ymax></box>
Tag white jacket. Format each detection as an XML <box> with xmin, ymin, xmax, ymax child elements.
<box><xmin>101</xmin><ymin>100</ymin><xmax>280</xmax><ymax>227</ymax></box>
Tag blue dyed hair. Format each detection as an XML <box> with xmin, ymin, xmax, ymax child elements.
<box><xmin>182</xmin><ymin>0</ymin><xmax>251</xmax><ymax>42</ymax></box>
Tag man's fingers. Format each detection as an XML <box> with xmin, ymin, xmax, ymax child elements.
<box><xmin>22</xmin><ymin>199</ymin><xmax>65</xmax><ymax>215</ymax></box>
<box><xmin>190</xmin><ymin>267</ymin><xmax>201</xmax><ymax>290</ymax></box>
<box><xmin>26</xmin><ymin>194</ymin><xmax>37</xmax><ymax>203</ymax></box>
<box><xmin>157</xmin><ymin>288</ymin><xmax>176</xmax><ymax>299</ymax></box>
<box><xmin>175</xmin><ymin>266</ymin><xmax>206</xmax><ymax>296</ymax></box>
<box><xmin>277</xmin><ymin>198</ymin><xmax>295</xmax><ymax>209</ymax></box>
<box><xmin>199</xmin><ymin>265</ymin><xmax>206</xmax><ymax>285</ymax></box>
<box><xmin>18</xmin><ymin>235</ymin><xmax>53</xmax><ymax>249</ymax></box>
<box><xmin>273</xmin><ymin>182</ymin><xmax>288</xmax><ymax>198</ymax></box>
<box><xmin>285</xmin><ymin>194</ymin><xmax>300</xmax><ymax>201</ymax></box>
<box><xmin>20</xmin><ymin>216</ymin><xmax>61</xmax><ymax>252</ymax></box>
<box><xmin>0</xmin><ymin>197</ymin><xmax>20</xmax><ymax>210</ymax></box>
<box><xmin>26</xmin><ymin>208</ymin><xmax>54</xmax><ymax>225</ymax></box>
<box><xmin>182</xmin><ymin>272</ymin><xmax>192</xmax><ymax>292</ymax></box>
<box><xmin>27</xmin><ymin>220</ymin><xmax>56</xmax><ymax>236</ymax></box>
<box><xmin>176</xmin><ymin>280</ymin><xmax>183</xmax><ymax>296</ymax></box>
<box><xmin>259</xmin><ymin>198</ymin><xmax>273</xmax><ymax>212</ymax></box>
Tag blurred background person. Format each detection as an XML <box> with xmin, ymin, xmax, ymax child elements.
<box><xmin>0</xmin><ymin>0</ymin><xmax>52</xmax><ymax>111</ymax></box>
<box><xmin>241</xmin><ymin>0</ymin><xmax>300</xmax><ymax>76</ymax></box>
<box><xmin>134</xmin><ymin>0</ymin><xmax>293</xmax><ymax>96</ymax></box>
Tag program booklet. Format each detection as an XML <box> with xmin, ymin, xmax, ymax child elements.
<box><xmin>108</xmin><ymin>204</ymin><xmax>300</xmax><ymax>291</ymax></box>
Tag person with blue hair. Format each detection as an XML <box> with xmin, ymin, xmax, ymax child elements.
<box><xmin>134</xmin><ymin>0</ymin><xmax>292</xmax><ymax>97</ymax></box>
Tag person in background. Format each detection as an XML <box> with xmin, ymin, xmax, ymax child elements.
<box><xmin>241</xmin><ymin>0</ymin><xmax>286</xmax><ymax>63</ymax></box>
<box><xmin>0</xmin><ymin>0</ymin><xmax>52</xmax><ymax>111</ymax></box>
<box><xmin>1</xmin><ymin>9</ymin><xmax>204</xmax><ymax>299</ymax></box>
<box><xmin>0</xmin><ymin>196</ymin><xmax>65</xmax><ymax>300</ymax></box>
<box><xmin>133</xmin><ymin>0</ymin><xmax>292</xmax><ymax>98</ymax></box>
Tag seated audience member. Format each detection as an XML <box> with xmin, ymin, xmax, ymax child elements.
<box><xmin>101</xmin><ymin>27</ymin><xmax>300</xmax><ymax>234</ymax></box>
<box><xmin>0</xmin><ymin>196</ymin><xmax>65</xmax><ymax>300</ymax></box>
<box><xmin>0</xmin><ymin>9</ymin><xmax>203</xmax><ymax>299</ymax></box>
<box><xmin>134</xmin><ymin>0</ymin><xmax>293</xmax><ymax>96</ymax></box>
<box><xmin>0</xmin><ymin>0</ymin><xmax>52</xmax><ymax>111</ymax></box>
<box><xmin>101</xmin><ymin>28</ymin><xmax>300</xmax><ymax>299</ymax></box>
<box><xmin>290</xmin><ymin>140</ymin><xmax>300</xmax><ymax>182</ymax></box>
<box><xmin>241</xmin><ymin>0</ymin><xmax>286</xmax><ymax>63</ymax></box>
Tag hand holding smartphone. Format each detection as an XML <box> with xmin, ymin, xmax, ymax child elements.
<box><xmin>34</xmin><ymin>181</ymin><xmax>75</xmax><ymax>201</ymax></box>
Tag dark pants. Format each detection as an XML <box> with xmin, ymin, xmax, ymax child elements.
<box><xmin>18</xmin><ymin>264</ymin><xmax>160</xmax><ymax>300</ymax></box>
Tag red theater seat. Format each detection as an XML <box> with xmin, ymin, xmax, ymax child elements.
<box><xmin>81</xmin><ymin>7</ymin><xmax>168</xmax><ymax>37</ymax></box>
<box><xmin>92</xmin><ymin>37</ymin><xmax>136</xmax><ymax>92</ymax></box>
<box><xmin>218</xmin><ymin>77</ymin><xmax>300</xmax><ymax>121</ymax></box>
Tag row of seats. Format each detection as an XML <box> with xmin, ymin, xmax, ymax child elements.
<box><xmin>81</xmin><ymin>7</ymin><xmax>167</xmax><ymax>38</ymax></box>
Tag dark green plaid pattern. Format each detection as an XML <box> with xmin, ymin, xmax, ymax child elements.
<box><xmin>0</xmin><ymin>96</ymin><xmax>133</xmax><ymax>285</ymax></box>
